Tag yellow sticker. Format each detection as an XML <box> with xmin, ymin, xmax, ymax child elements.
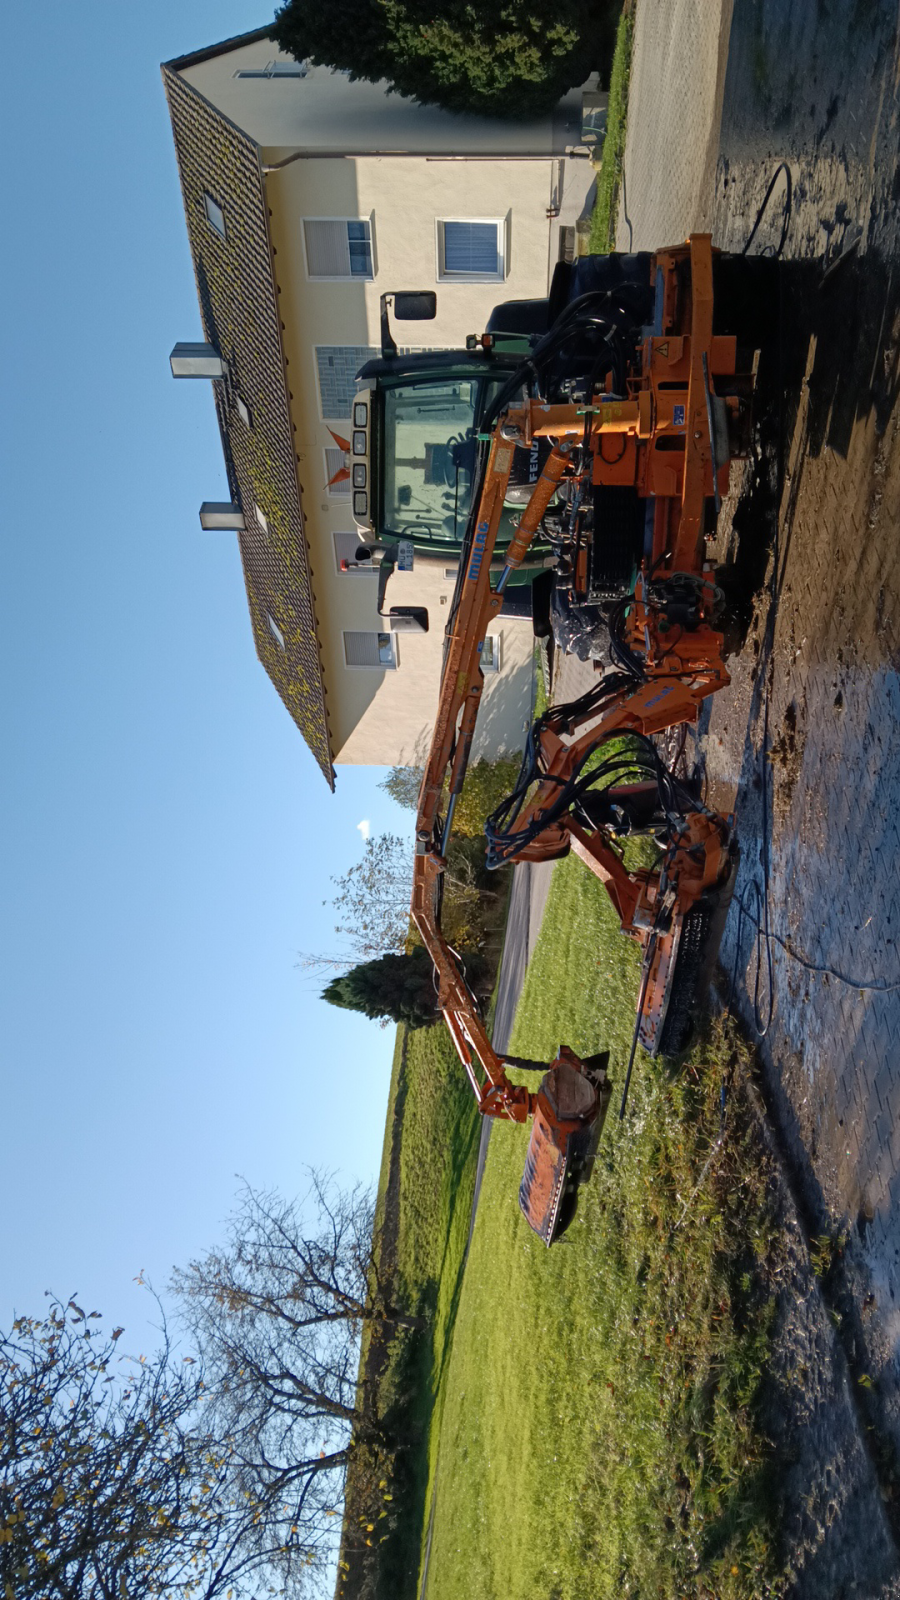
<box><xmin>495</xmin><ymin>446</ymin><xmax>513</xmax><ymax>475</ymax></box>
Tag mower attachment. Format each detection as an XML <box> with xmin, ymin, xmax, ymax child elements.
<box><xmin>519</xmin><ymin>1050</ymin><xmax>612</xmax><ymax>1245</ymax></box>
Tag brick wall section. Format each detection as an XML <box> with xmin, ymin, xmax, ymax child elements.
<box><xmin>316</xmin><ymin>346</ymin><xmax>379</xmax><ymax>421</ymax></box>
<box><xmin>162</xmin><ymin>64</ymin><xmax>334</xmax><ymax>787</ymax></box>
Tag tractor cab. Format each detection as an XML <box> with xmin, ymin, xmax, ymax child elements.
<box><xmin>348</xmin><ymin>294</ymin><xmax>551</xmax><ymax>576</ymax></box>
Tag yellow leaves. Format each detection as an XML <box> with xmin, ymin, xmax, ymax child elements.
<box><xmin>51</xmin><ymin>1487</ymin><xmax>65</xmax><ymax>1510</ymax></box>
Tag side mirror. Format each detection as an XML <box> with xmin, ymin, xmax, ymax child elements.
<box><xmin>380</xmin><ymin>292</ymin><xmax>437</xmax><ymax>357</ymax></box>
<box><xmin>388</xmin><ymin>606</ymin><xmax>429</xmax><ymax>634</ymax></box>
<box><xmin>393</xmin><ymin>291</ymin><xmax>437</xmax><ymax>321</ymax></box>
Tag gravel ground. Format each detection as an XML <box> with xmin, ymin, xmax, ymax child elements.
<box><xmin>561</xmin><ymin>0</ymin><xmax>900</xmax><ymax>1588</ymax></box>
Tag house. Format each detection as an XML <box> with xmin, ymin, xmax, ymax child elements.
<box><xmin>162</xmin><ymin>29</ymin><xmax>598</xmax><ymax>785</ymax></box>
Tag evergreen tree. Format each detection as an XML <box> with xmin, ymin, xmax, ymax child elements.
<box><xmin>321</xmin><ymin>948</ymin><xmax>440</xmax><ymax>1028</ymax></box>
<box><xmin>272</xmin><ymin>0</ymin><xmax>617</xmax><ymax>120</ymax></box>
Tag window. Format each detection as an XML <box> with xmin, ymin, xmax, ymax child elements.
<box><xmin>333</xmin><ymin>532</ymin><xmax>377</xmax><ymax>574</ymax></box>
<box><xmin>254</xmin><ymin>505</ymin><xmax>268</xmax><ymax>533</ymax></box>
<box><xmin>235</xmin><ymin>60</ymin><xmax>309</xmax><ymax>77</ymax></box>
<box><xmin>303</xmin><ymin>220</ymin><xmax>374</xmax><ymax>280</ymax></box>
<box><xmin>325</xmin><ymin>447</ymin><xmax>351</xmax><ymax>496</ymax></box>
<box><xmin>481</xmin><ymin>634</ymin><xmax>501</xmax><ymax>672</ymax></box>
<box><xmin>236</xmin><ymin>396</ymin><xmax>252</xmax><ymax>428</ymax></box>
<box><xmin>203</xmin><ymin>193</ymin><xmax>226</xmax><ymax>239</ymax></box>
<box><xmin>436</xmin><ymin>219</ymin><xmax>505</xmax><ymax>282</ymax></box>
<box><xmin>343</xmin><ymin>630</ymin><xmax>397</xmax><ymax>669</ymax></box>
<box><xmin>315</xmin><ymin>346</ymin><xmax>379</xmax><ymax>420</ymax></box>
<box><xmin>267</xmin><ymin>614</ymin><xmax>286</xmax><ymax>651</ymax></box>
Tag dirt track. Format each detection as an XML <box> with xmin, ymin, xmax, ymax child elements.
<box><xmin>569</xmin><ymin>0</ymin><xmax>900</xmax><ymax>1589</ymax></box>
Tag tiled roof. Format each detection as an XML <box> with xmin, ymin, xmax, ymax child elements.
<box><xmin>162</xmin><ymin>61</ymin><xmax>334</xmax><ymax>787</ymax></box>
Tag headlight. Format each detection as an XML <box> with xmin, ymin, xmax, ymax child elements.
<box><xmin>352</xmin><ymin>431</ymin><xmax>366</xmax><ymax>455</ymax></box>
<box><xmin>353</xmin><ymin>402</ymin><xmax>368</xmax><ymax>428</ymax></box>
<box><xmin>353</xmin><ymin>491</ymin><xmax>368</xmax><ymax>518</ymax></box>
<box><xmin>352</xmin><ymin>464</ymin><xmax>367</xmax><ymax>488</ymax></box>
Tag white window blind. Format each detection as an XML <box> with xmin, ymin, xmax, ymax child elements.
<box><xmin>437</xmin><ymin>219</ymin><xmax>504</xmax><ymax>282</ymax></box>
<box><xmin>343</xmin><ymin>631</ymin><xmax>396</xmax><ymax>668</ymax></box>
<box><xmin>325</xmin><ymin>447</ymin><xmax>351</xmax><ymax>495</ymax></box>
<box><xmin>304</xmin><ymin>220</ymin><xmax>373</xmax><ymax>280</ymax></box>
<box><xmin>333</xmin><ymin>532</ymin><xmax>376</xmax><ymax>574</ymax></box>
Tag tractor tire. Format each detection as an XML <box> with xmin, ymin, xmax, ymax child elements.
<box><xmin>531</xmin><ymin>569</ymin><xmax>554</xmax><ymax>639</ymax></box>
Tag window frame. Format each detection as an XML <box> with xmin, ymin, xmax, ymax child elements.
<box><xmin>266</xmin><ymin>613</ymin><xmax>286</xmax><ymax>652</ymax></box>
<box><xmin>324</xmin><ymin>446</ymin><xmax>351</xmax><ymax>498</ymax></box>
<box><xmin>342</xmin><ymin>630</ymin><xmax>398</xmax><ymax>669</ymax></box>
<box><xmin>203</xmin><ymin>193</ymin><xmax>227</xmax><ymax>240</ymax></box>
<box><xmin>234</xmin><ymin>61</ymin><xmax>309</xmax><ymax>78</ymax></box>
<box><xmin>302</xmin><ymin>218</ymin><xmax>376</xmax><ymax>283</ymax></box>
<box><xmin>333</xmin><ymin>531</ymin><xmax>377</xmax><ymax>575</ymax></box>
<box><xmin>481</xmin><ymin>632</ymin><xmax>501</xmax><ymax>673</ymax></box>
<box><xmin>435</xmin><ymin>217</ymin><xmax>507</xmax><ymax>284</ymax></box>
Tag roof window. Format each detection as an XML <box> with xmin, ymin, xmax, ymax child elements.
<box><xmin>203</xmin><ymin>194</ymin><xmax>226</xmax><ymax>239</ymax></box>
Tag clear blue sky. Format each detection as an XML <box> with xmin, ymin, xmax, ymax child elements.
<box><xmin>0</xmin><ymin>1</ymin><xmax>411</xmax><ymax>1346</ymax></box>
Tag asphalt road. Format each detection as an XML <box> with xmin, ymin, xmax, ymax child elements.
<box><xmin>467</xmin><ymin>860</ymin><xmax>555</xmax><ymax>1230</ymax></box>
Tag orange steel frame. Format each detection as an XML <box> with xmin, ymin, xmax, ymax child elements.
<box><xmin>411</xmin><ymin>234</ymin><xmax>737</xmax><ymax>1103</ymax></box>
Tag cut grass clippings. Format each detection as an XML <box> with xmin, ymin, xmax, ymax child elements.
<box><xmin>589</xmin><ymin>8</ymin><xmax>634</xmax><ymax>254</ymax></box>
<box><xmin>422</xmin><ymin>852</ymin><xmax>785</xmax><ymax>1600</ymax></box>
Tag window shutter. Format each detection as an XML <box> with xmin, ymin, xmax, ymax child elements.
<box><xmin>325</xmin><ymin>447</ymin><xmax>351</xmax><ymax>495</ymax></box>
<box><xmin>304</xmin><ymin>221</ymin><xmax>373</xmax><ymax>279</ymax></box>
<box><xmin>343</xmin><ymin>631</ymin><xmax>395</xmax><ymax>667</ymax></box>
<box><xmin>443</xmin><ymin>221</ymin><xmax>499</xmax><ymax>275</ymax></box>
<box><xmin>304</xmin><ymin>221</ymin><xmax>351</xmax><ymax>278</ymax></box>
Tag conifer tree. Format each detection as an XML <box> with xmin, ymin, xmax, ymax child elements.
<box><xmin>272</xmin><ymin>0</ymin><xmax>617</xmax><ymax>120</ymax></box>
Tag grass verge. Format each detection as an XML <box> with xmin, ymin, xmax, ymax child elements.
<box><xmin>589</xmin><ymin>8</ymin><xmax>634</xmax><ymax>253</ymax></box>
<box><xmin>422</xmin><ymin>852</ymin><xmax>785</xmax><ymax>1600</ymax></box>
<box><xmin>339</xmin><ymin>1021</ymin><xmax>480</xmax><ymax>1600</ymax></box>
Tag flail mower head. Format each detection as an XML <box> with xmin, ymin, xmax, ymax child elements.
<box><xmin>518</xmin><ymin>1050</ymin><xmax>612</xmax><ymax>1245</ymax></box>
<box><xmin>639</xmin><ymin>834</ymin><xmax>740</xmax><ymax>1059</ymax></box>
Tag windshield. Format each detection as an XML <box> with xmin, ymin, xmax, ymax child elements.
<box><xmin>380</xmin><ymin>380</ymin><xmax>480</xmax><ymax>545</ymax></box>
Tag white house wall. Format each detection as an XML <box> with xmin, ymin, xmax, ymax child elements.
<box><xmin>267</xmin><ymin>153</ymin><xmax>551</xmax><ymax>763</ymax></box>
<box><xmin>175</xmin><ymin>39</ymin><xmax>579</xmax><ymax>769</ymax></box>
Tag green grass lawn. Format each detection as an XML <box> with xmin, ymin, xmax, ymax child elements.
<box><xmin>589</xmin><ymin>8</ymin><xmax>634</xmax><ymax>254</ymax></box>
<box><xmin>420</xmin><ymin>854</ymin><xmax>784</xmax><ymax>1600</ymax></box>
<box><xmin>347</xmin><ymin>1020</ymin><xmax>481</xmax><ymax>1600</ymax></box>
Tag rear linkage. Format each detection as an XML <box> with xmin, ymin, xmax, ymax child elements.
<box><xmin>411</xmin><ymin>235</ymin><xmax>751</xmax><ymax>1244</ymax></box>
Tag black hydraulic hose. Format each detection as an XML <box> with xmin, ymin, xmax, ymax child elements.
<box><xmin>742</xmin><ymin>161</ymin><xmax>793</xmax><ymax>259</ymax></box>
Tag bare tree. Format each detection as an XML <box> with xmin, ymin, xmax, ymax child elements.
<box><xmin>329</xmin><ymin>833</ymin><xmax>413</xmax><ymax>960</ymax></box>
<box><xmin>378</xmin><ymin>764</ymin><xmax>424</xmax><ymax>812</ymax></box>
<box><xmin>170</xmin><ymin>1177</ymin><xmax>422</xmax><ymax>1580</ymax></box>
<box><xmin>0</xmin><ymin>1296</ymin><xmax>296</xmax><ymax>1600</ymax></box>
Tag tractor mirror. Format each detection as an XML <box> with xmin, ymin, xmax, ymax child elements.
<box><xmin>393</xmin><ymin>292</ymin><xmax>437</xmax><ymax>321</ymax></box>
<box><xmin>388</xmin><ymin>606</ymin><xmax>429</xmax><ymax>634</ymax></box>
